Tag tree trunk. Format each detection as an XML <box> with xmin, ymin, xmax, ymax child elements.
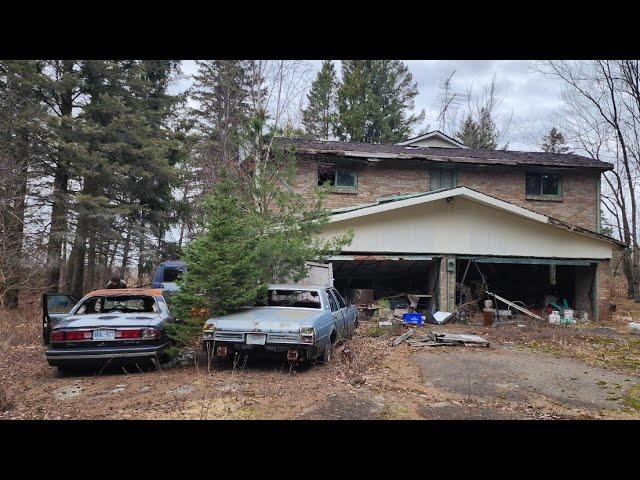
<box><xmin>45</xmin><ymin>61</ymin><xmax>75</xmax><ymax>292</ymax></box>
<box><xmin>137</xmin><ymin>227</ymin><xmax>145</xmax><ymax>287</ymax></box>
<box><xmin>3</xmin><ymin>146</ymin><xmax>29</xmax><ymax>308</ymax></box>
<box><xmin>67</xmin><ymin>214</ymin><xmax>88</xmax><ymax>299</ymax></box>
<box><xmin>84</xmin><ymin>230</ymin><xmax>96</xmax><ymax>293</ymax></box>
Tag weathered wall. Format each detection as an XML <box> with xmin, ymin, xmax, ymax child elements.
<box><xmin>321</xmin><ymin>197</ymin><xmax>613</xmax><ymax>259</ymax></box>
<box><xmin>294</xmin><ymin>157</ymin><xmax>601</xmax><ymax>231</ymax></box>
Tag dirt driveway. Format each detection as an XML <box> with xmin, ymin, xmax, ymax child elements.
<box><xmin>2</xmin><ymin>301</ymin><xmax>640</xmax><ymax>420</ymax></box>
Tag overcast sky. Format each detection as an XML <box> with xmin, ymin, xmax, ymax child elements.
<box><xmin>176</xmin><ymin>60</ymin><xmax>566</xmax><ymax>151</ymax></box>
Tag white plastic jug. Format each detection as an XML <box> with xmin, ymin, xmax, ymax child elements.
<box><xmin>549</xmin><ymin>311</ymin><xmax>561</xmax><ymax>325</ymax></box>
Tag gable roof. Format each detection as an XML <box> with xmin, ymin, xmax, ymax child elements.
<box><xmin>396</xmin><ymin>130</ymin><xmax>468</xmax><ymax>148</ymax></box>
<box><xmin>278</xmin><ymin>138</ymin><xmax>613</xmax><ymax>171</ymax></box>
<box><xmin>328</xmin><ymin>186</ymin><xmax>626</xmax><ymax>247</ymax></box>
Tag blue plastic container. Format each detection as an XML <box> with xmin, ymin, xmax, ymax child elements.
<box><xmin>402</xmin><ymin>312</ymin><xmax>424</xmax><ymax>325</ymax></box>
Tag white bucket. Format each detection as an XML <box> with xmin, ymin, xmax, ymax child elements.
<box><xmin>563</xmin><ymin>309</ymin><xmax>574</xmax><ymax>320</ymax></box>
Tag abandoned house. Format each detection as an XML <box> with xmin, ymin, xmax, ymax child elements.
<box><xmin>279</xmin><ymin>130</ymin><xmax>625</xmax><ymax>321</ymax></box>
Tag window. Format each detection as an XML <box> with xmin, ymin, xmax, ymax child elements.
<box><xmin>526</xmin><ymin>172</ymin><xmax>561</xmax><ymax>197</ymax></box>
<box><xmin>430</xmin><ymin>167</ymin><xmax>457</xmax><ymax>190</ymax></box>
<box><xmin>318</xmin><ymin>163</ymin><xmax>357</xmax><ymax>189</ymax></box>
<box><xmin>332</xmin><ymin>289</ymin><xmax>347</xmax><ymax>309</ymax></box>
<box><xmin>267</xmin><ymin>289</ymin><xmax>321</xmax><ymax>309</ymax></box>
<box><xmin>326</xmin><ymin>289</ymin><xmax>339</xmax><ymax>312</ymax></box>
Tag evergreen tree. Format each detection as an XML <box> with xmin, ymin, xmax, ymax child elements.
<box><xmin>167</xmin><ymin>114</ymin><xmax>352</xmax><ymax>354</ymax></box>
<box><xmin>0</xmin><ymin>61</ymin><xmax>49</xmax><ymax>307</ymax></box>
<box><xmin>456</xmin><ymin>108</ymin><xmax>499</xmax><ymax>149</ymax></box>
<box><xmin>336</xmin><ymin>60</ymin><xmax>424</xmax><ymax>143</ymax></box>
<box><xmin>302</xmin><ymin>60</ymin><xmax>337</xmax><ymax>140</ymax></box>
<box><xmin>541</xmin><ymin>127</ymin><xmax>570</xmax><ymax>153</ymax></box>
<box><xmin>190</xmin><ymin>60</ymin><xmax>253</xmax><ymax>168</ymax></box>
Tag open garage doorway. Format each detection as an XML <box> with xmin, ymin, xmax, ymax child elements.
<box><xmin>456</xmin><ymin>258</ymin><xmax>597</xmax><ymax>319</ymax></box>
<box><xmin>330</xmin><ymin>257</ymin><xmax>440</xmax><ymax>310</ymax></box>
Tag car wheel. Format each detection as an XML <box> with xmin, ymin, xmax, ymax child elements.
<box><xmin>321</xmin><ymin>339</ymin><xmax>333</xmax><ymax>364</ymax></box>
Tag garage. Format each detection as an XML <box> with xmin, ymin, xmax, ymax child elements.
<box><xmin>320</xmin><ymin>187</ymin><xmax>620</xmax><ymax>320</ymax></box>
<box><xmin>330</xmin><ymin>256</ymin><xmax>440</xmax><ymax>310</ymax></box>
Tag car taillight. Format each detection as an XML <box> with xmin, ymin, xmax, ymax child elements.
<box><xmin>50</xmin><ymin>330</ymin><xmax>65</xmax><ymax>342</ymax></box>
<box><xmin>141</xmin><ymin>328</ymin><xmax>160</xmax><ymax>339</ymax></box>
<box><xmin>116</xmin><ymin>329</ymin><xmax>142</xmax><ymax>339</ymax></box>
<box><xmin>51</xmin><ymin>330</ymin><xmax>92</xmax><ymax>342</ymax></box>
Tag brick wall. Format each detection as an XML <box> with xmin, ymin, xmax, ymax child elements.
<box><xmin>294</xmin><ymin>157</ymin><xmax>600</xmax><ymax>231</ymax></box>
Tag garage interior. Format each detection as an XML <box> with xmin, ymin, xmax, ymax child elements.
<box><xmin>328</xmin><ymin>255</ymin><xmax>598</xmax><ymax>320</ymax></box>
<box><xmin>456</xmin><ymin>258</ymin><xmax>597</xmax><ymax>317</ymax></box>
<box><xmin>331</xmin><ymin>257</ymin><xmax>440</xmax><ymax>310</ymax></box>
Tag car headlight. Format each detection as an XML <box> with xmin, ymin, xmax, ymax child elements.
<box><xmin>300</xmin><ymin>326</ymin><xmax>315</xmax><ymax>345</ymax></box>
<box><xmin>203</xmin><ymin>323</ymin><xmax>216</xmax><ymax>339</ymax></box>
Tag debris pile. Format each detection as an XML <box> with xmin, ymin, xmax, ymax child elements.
<box><xmin>393</xmin><ymin>330</ymin><xmax>490</xmax><ymax>348</ymax></box>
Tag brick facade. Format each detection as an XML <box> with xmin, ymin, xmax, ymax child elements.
<box><xmin>294</xmin><ymin>156</ymin><xmax>601</xmax><ymax>231</ymax></box>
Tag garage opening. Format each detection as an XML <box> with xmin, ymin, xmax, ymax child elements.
<box><xmin>331</xmin><ymin>258</ymin><xmax>439</xmax><ymax>310</ymax></box>
<box><xmin>456</xmin><ymin>258</ymin><xmax>597</xmax><ymax>319</ymax></box>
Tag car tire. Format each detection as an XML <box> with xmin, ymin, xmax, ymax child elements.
<box><xmin>321</xmin><ymin>339</ymin><xmax>333</xmax><ymax>364</ymax></box>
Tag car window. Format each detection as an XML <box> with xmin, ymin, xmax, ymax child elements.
<box><xmin>332</xmin><ymin>289</ymin><xmax>347</xmax><ymax>309</ymax></box>
<box><xmin>46</xmin><ymin>295</ymin><xmax>76</xmax><ymax>314</ymax></box>
<box><xmin>268</xmin><ymin>289</ymin><xmax>321</xmax><ymax>309</ymax></box>
<box><xmin>75</xmin><ymin>295</ymin><xmax>157</xmax><ymax>314</ymax></box>
<box><xmin>326</xmin><ymin>290</ymin><xmax>339</xmax><ymax>312</ymax></box>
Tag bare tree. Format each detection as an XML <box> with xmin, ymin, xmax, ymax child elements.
<box><xmin>540</xmin><ymin>60</ymin><xmax>640</xmax><ymax>300</ymax></box>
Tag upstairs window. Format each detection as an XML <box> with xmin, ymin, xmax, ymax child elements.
<box><xmin>526</xmin><ymin>172</ymin><xmax>562</xmax><ymax>197</ymax></box>
<box><xmin>318</xmin><ymin>163</ymin><xmax>357</xmax><ymax>189</ymax></box>
<box><xmin>430</xmin><ymin>167</ymin><xmax>457</xmax><ymax>191</ymax></box>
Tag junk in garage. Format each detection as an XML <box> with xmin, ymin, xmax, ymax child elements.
<box><xmin>456</xmin><ymin>258</ymin><xmax>596</xmax><ymax>326</ymax></box>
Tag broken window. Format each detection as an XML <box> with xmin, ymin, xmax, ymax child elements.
<box><xmin>317</xmin><ymin>163</ymin><xmax>357</xmax><ymax>188</ymax></box>
<box><xmin>430</xmin><ymin>167</ymin><xmax>457</xmax><ymax>190</ymax></box>
<box><xmin>526</xmin><ymin>172</ymin><xmax>561</xmax><ymax>196</ymax></box>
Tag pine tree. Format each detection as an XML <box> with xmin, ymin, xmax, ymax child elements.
<box><xmin>302</xmin><ymin>60</ymin><xmax>337</xmax><ymax>140</ymax></box>
<box><xmin>167</xmin><ymin>114</ymin><xmax>353</xmax><ymax>354</ymax></box>
<box><xmin>0</xmin><ymin>61</ymin><xmax>49</xmax><ymax>307</ymax></box>
<box><xmin>190</xmin><ymin>60</ymin><xmax>253</xmax><ymax>168</ymax></box>
<box><xmin>541</xmin><ymin>127</ymin><xmax>570</xmax><ymax>153</ymax></box>
<box><xmin>456</xmin><ymin>108</ymin><xmax>499</xmax><ymax>149</ymax></box>
<box><xmin>336</xmin><ymin>60</ymin><xmax>424</xmax><ymax>143</ymax></box>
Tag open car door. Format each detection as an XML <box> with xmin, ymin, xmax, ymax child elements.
<box><xmin>42</xmin><ymin>293</ymin><xmax>78</xmax><ymax>345</ymax></box>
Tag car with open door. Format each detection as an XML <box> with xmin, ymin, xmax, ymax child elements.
<box><xmin>43</xmin><ymin>288</ymin><xmax>175</xmax><ymax>371</ymax></box>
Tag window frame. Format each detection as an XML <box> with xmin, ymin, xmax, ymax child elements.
<box><xmin>317</xmin><ymin>163</ymin><xmax>358</xmax><ymax>190</ymax></box>
<box><xmin>525</xmin><ymin>171</ymin><xmax>563</xmax><ymax>199</ymax></box>
<box><xmin>430</xmin><ymin>166</ymin><xmax>458</xmax><ymax>191</ymax></box>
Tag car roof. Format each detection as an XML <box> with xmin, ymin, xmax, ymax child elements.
<box><xmin>268</xmin><ymin>284</ymin><xmax>329</xmax><ymax>291</ymax></box>
<box><xmin>158</xmin><ymin>260</ymin><xmax>186</xmax><ymax>268</ymax></box>
<box><xmin>85</xmin><ymin>288</ymin><xmax>164</xmax><ymax>298</ymax></box>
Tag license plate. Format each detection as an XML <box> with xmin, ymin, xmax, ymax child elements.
<box><xmin>246</xmin><ymin>333</ymin><xmax>266</xmax><ymax>345</ymax></box>
<box><xmin>93</xmin><ymin>330</ymin><xmax>115</xmax><ymax>341</ymax></box>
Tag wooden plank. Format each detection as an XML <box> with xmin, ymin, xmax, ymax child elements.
<box><xmin>486</xmin><ymin>291</ymin><xmax>543</xmax><ymax>321</ymax></box>
<box><xmin>393</xmin><ymin>329</ymin><xmax>416</xmax><ymax>346</ymax></box>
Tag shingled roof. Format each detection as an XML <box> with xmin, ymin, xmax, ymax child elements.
<box><xmin>277</xmin><ymin>138</ymin><xmax>613</xmax><ymax>171</ymax></box>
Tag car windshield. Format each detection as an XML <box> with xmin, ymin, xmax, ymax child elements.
<box><xmin>74</xmin><ymin>295</ymin><xmax>159</xmax><ymax>314</ymax></box>
<box><xmin>267</xmin><ymin>289</ymin><xmax>321</xmax><ymax>309</ymax></box>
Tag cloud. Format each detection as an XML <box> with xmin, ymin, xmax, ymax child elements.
<box><xmin>172</xmin><ymin>60</ymin><xmax>566</xmax><ymax>151</ymax></box>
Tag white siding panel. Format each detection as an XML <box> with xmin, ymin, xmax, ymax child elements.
<box><xmin>322</xmin><ymin>197</ymin><xmax>612</xmax><ymax>259</ymax></box>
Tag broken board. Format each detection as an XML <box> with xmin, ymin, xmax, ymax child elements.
<box><xmin>407</xmin><ymin>331</ymin><xmax>490</xmax><ymax>348</ymax></box>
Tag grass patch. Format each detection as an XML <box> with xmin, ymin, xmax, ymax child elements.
<box><xmin>623</xmin><ymin>385</ymin><xmax>640</xmax><ymax>412</ymax></box>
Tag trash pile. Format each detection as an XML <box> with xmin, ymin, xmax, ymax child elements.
<box><xmin>392</xmin><ymin>329</ymin><xmax>490</xmax><ymax>348</ymax></box>
<box><xmin>353</xmin><ymin>289</ymin><xmax>455</xmax><ymax>327</ymax></box>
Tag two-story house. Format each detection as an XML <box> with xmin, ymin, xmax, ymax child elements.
<box><xmin>280</xmin><ymin>131</ymin><xmax>624</xmax><ymax>320</ymax></box>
